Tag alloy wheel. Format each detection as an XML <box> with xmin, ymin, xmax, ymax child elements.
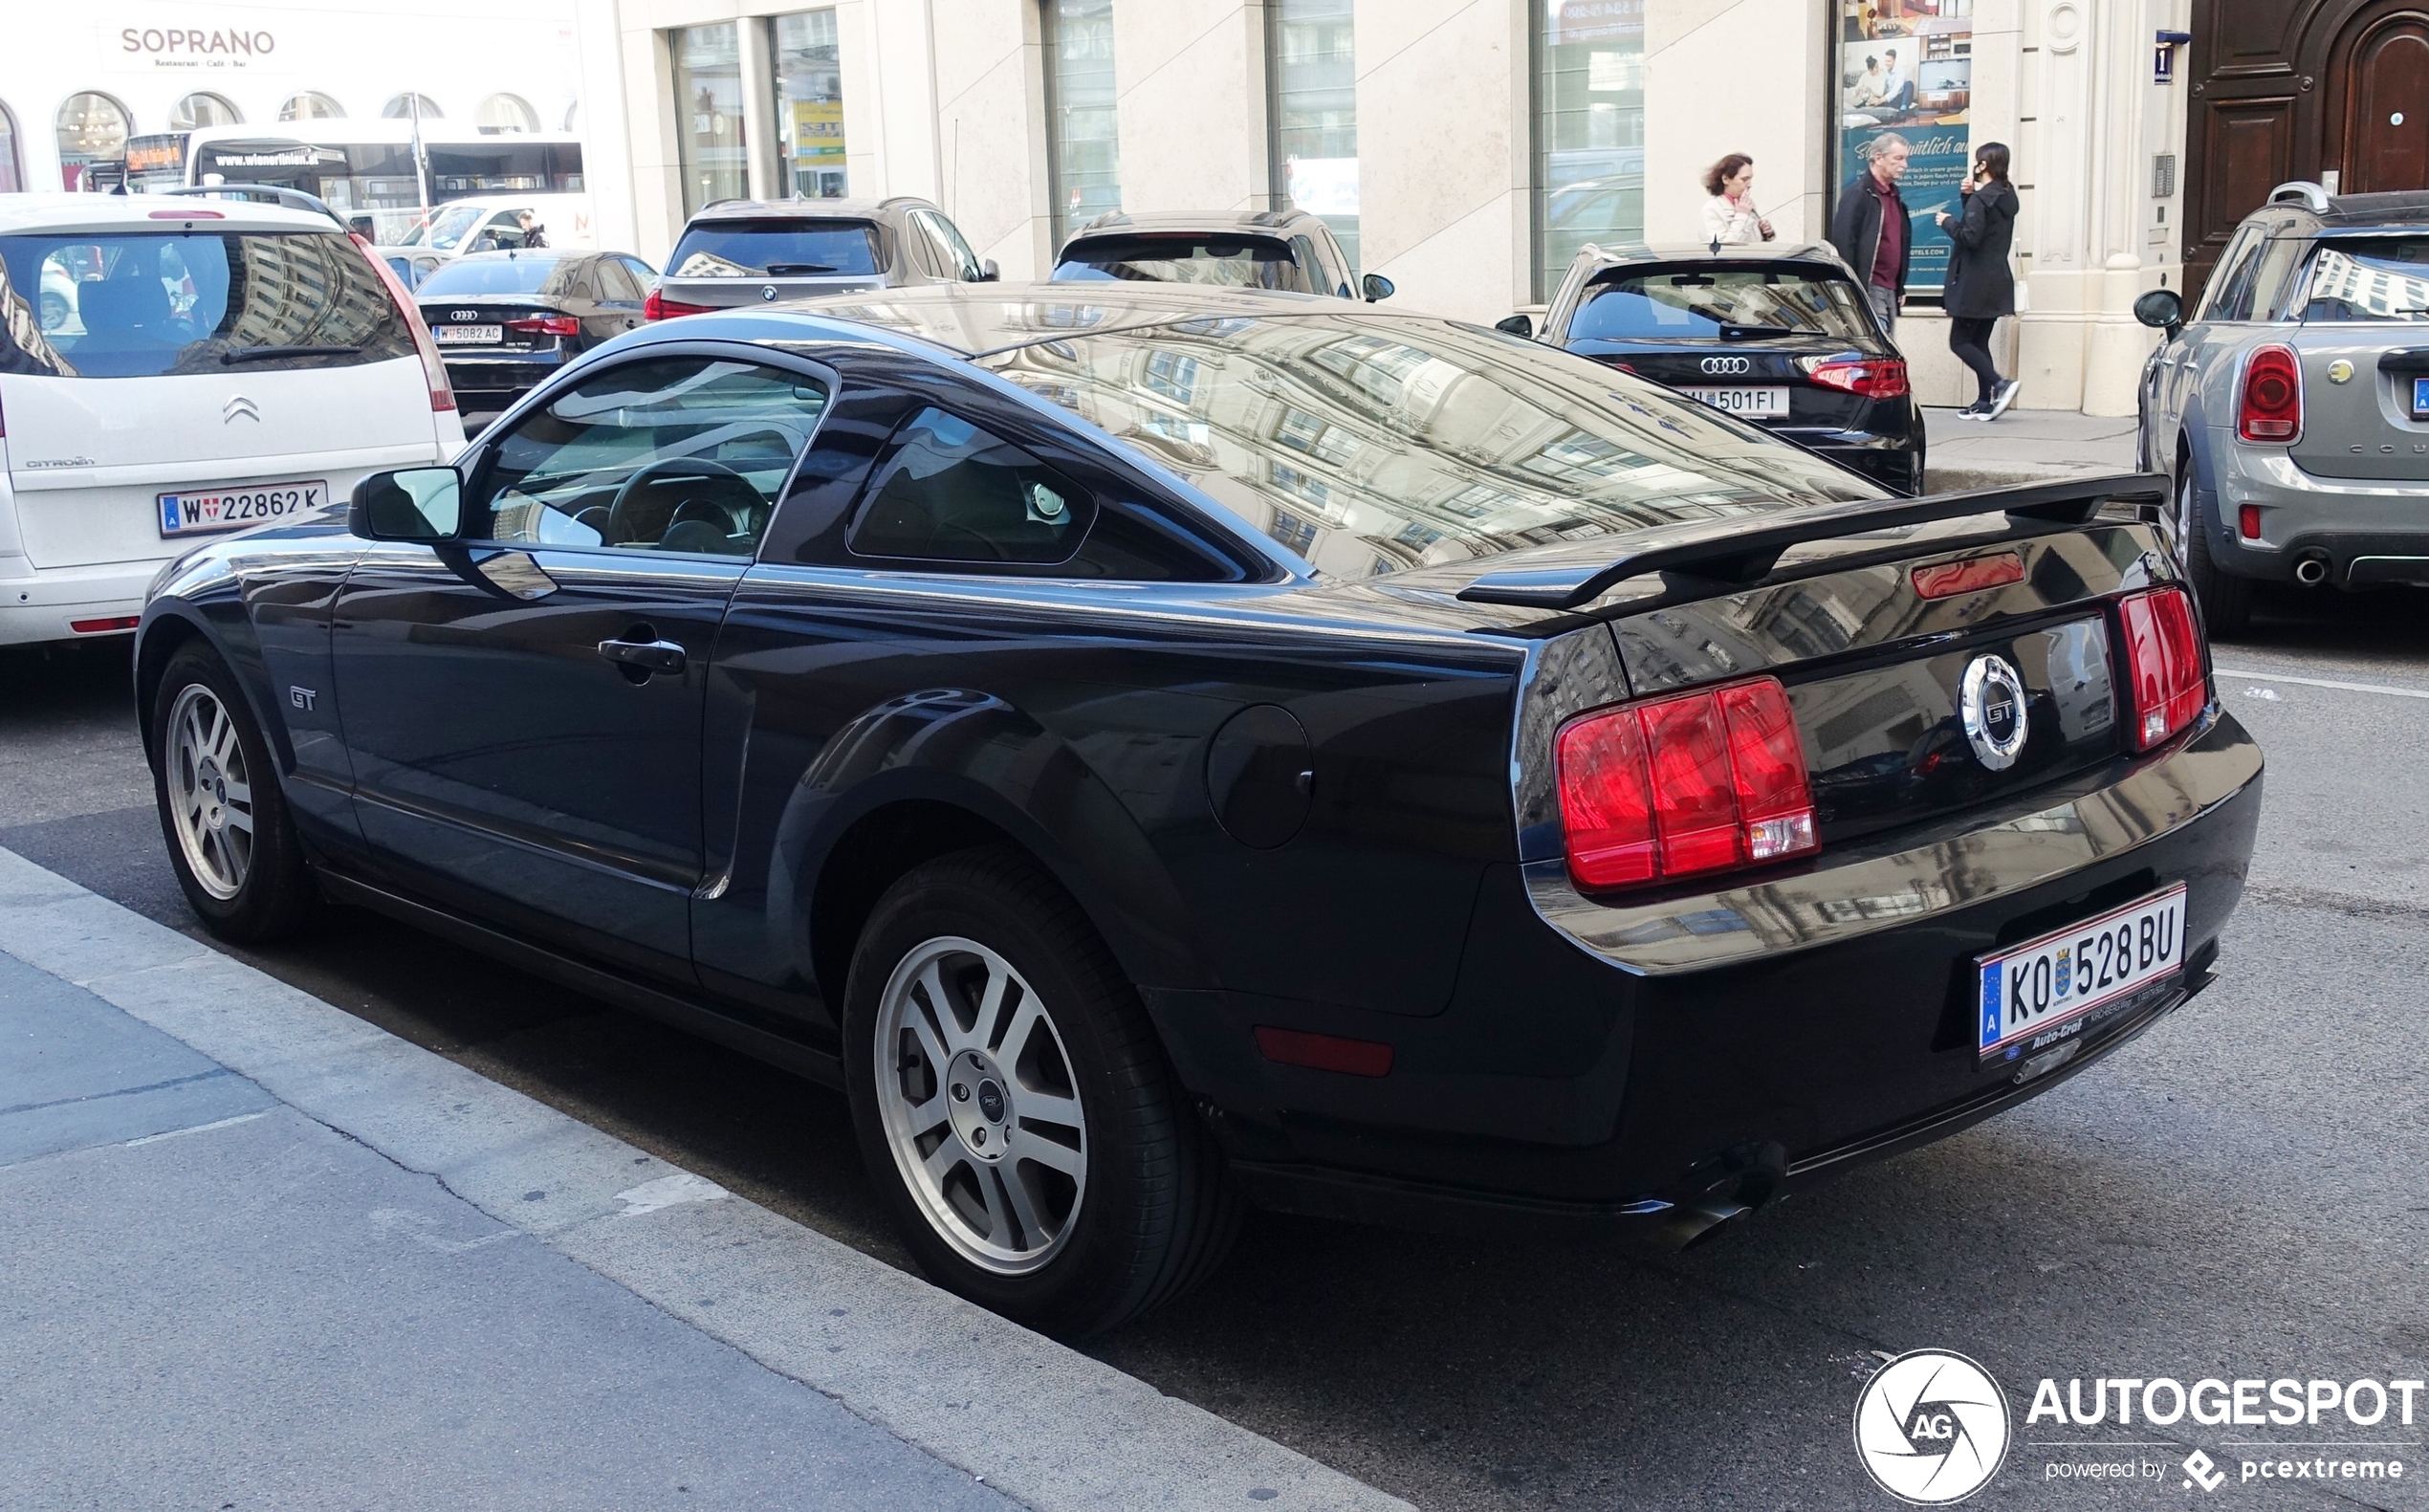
<box><xmin>165</xmin><ymin>683</ymin><xmax>254</xmax><ymax>901</ymax></box>
<box><xmin>872</xmin><ymin>935</ymin><xmax>1088</xmax><ymax>1275</ymax></box>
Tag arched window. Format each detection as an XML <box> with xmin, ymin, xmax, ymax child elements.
<box><xmin>169</xmin><ymin>93</ymin><xmax>243</xmax><ymax>131</ymax></box>
<box><xmin>0</xmin><ymin>102</ymin><xmax>22</xmax><ymax>195</ymax></box>
<box><xmin>561</xmin><ymin>99</ymin><xmax>581</xmax><ymax>134</ymax></box>
<box><xmin>280</xmin><ymin>92</ymin><xmax>345</xmax><ymax>121</ymax></box>
<box><xmin>383</xmin><ymin>93</ymin><xmax>444</xmax><ymax>121</ymax></box>
<box><xmin>475</xmin><ymin>93</ymin><xmax>538</xmax><ymax>135</ymax></box>
<box><xmin>55</xmin><ymin>92</ymin><xmax>130</xmax><ymax>189</ymax></box>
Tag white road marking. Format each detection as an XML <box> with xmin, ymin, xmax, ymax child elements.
<box><xmin>120</xmin><ymin>1111</ymin><xmax>268</xmax><ymax>1147</ymax></box>
<box><xmin>368</xmin><ymin>1207</ymin><xmax>518</xmax><ymax>1254</ymax></box>
<box><xmin>614</xmin><ymin>1172</ymin><xmax>732</xmax><ymax>1216</ymax></box>
<box><xmin>2216</xmin><ymin>668</ymin><xmax>2429</xmax><ymax>701</ymax></box>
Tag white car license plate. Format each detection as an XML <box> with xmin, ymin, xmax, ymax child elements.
<box><xmin>434</xmin><ymin>324</ymin><xmax>502</xmax><ymax>345</ymax></box>
<box><xmin>1680</xmin><ymin>384</ymin><xmax>1789</xmax><ymax>417</ymax></box>
<box><xmin>1977</xmin><ymin>884</ymin><xmax>2187</xmax><ymax>1064</ymax></box>
<box><xmin>159</xmin><ymin>480</ymin><xmax>330</xmax><ymax>538</ymax></box>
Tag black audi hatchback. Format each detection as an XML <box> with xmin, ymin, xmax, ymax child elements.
<box><xmin>1516</xmin><ymin>241</ymin><xmax>1927</xmax><ymax>494</ymax></box>
<box><xmin>414</xmin><ymin>248</ymin><xmax>659</xmax><ymax>418</ymax></box>
<box><xmin>133</xmin><ymin>283</ymin><xmax>2259</xmax><ymax>1336</ymax></box>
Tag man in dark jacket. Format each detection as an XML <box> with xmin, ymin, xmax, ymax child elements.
<box><xmin>1828</xmin><ymin>133</ymin><xmax>1913</xmax><ymax>339</ymax></box>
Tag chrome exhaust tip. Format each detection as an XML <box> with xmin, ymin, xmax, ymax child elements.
<box><xmin>2293</xmin><ymin>553</ymin><xmax>2331</xmax><ymax>586</ymax></box>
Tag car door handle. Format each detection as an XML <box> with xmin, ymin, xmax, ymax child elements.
<box><xmin>597</xmin><ymin>637</ymin><xmax>686</xmax><ymax>675</ymax></box>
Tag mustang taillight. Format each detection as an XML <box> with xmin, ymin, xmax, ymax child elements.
<box><xmin>506</xmin><ymin>314</ymin><xmax>581</xmax><ymax>337</ymax></box>
<box><xmin>643</xmin><ymin>289</ymin><xmax>716</xmax><ymax>321</ymax></box>
<box><xmin>2117</xmin><ymin>586</ymin><xmax>2209</xmax><ymax>751</ymax></box>
<box><xmin>1555</xmin><ymin>675</ymin><xmax>1819</xmax><ymax>891</ymax></box>
<box><xmin>1800</xmin><ymin>354</ymin><xmax>1910</xmax><ymax>399</ymax></box>
<box><xmin>2237</xmin><ymin>343</ymin><xmax>2303</xmax><ymax>443</ymax></box>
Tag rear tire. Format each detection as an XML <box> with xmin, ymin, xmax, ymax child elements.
<box><xmin>842</xmin><ymin>845</ymin><xmax>1240</xmax><ymax>1337</ymax></box>
<box><xmin>150</xmin><ymin>644</ymin><xmax>319</xmax><ymax>942</ymax></box>
<box><xmin>2175</xmin><ymin>465</ymin><xmax>2254</xmax><ymax>638</ymax></box>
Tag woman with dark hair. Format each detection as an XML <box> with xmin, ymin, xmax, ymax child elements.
<box><xmin>1700</xmin><ymin>154</ymin><xmax>1775</xmax><ymax>246</ymax></box>
<box><xmin>1937</xmin><ymin>141</ymin><xmax>2021</xmax><ymax>418</ymax></box>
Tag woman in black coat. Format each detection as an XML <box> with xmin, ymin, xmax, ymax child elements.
<box><xmin>1937</xmin><ymin>142</ymin><xmax>2021</xmax><ymax>418</ymax></box>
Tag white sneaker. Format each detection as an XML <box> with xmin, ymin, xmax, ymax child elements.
<box><xmin>1987</xmin><ymin>380</ymin><xmax>2022</xmax><ymax>420</ymax></box>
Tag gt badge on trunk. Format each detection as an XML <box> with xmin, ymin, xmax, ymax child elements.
<box><xmin>1959</xmin><ymin>655</ymin><xmax>2028</xmax><ymax>771</ymax></box>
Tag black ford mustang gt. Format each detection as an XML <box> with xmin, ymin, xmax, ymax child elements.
<box><xmin>135</xmin><ymin>283</ymin><xmax>2262</xmax><ymax>1335</ymax></box>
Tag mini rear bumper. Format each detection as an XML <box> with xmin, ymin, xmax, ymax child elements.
<box><xmin>2205</xmin><ymin>438</ymin><xmax>2429</xmax><ymax>584</ymax></box>
<box><xmin>1156</xmin><ymin>710</ymin><xmax>2264</xmax><ymax>1235</ymax></box>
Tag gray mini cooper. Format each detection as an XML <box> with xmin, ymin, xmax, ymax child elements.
<box><xmin>2135</xmin><ymin>182</ymin><xmax>2429</xmax><ymax>633</ymax></box>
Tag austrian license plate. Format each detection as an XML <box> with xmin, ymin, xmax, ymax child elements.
<box><xmin>434</xmin><ymin>324</ymin><xmax>502</xmax><ymax>345</ymax></box>
<box><xmin>159</xmin><ymin>480</ymin><xmax>330</xmax><ymax>538</ymax></box>
<box><xmin>2412</xmin><ymin>376</ymin><xmax>2429</xmax><ymax>414</ymax></box>
<box><xmin>1977</xmin><ymin>885</ymin><xmax>2187</xmax><ymax>1065</ymax></box>
<box><xmin>1680</xmin><ymin>384</ymin><xmax>1790</xmax><ymax>417</ymax></box>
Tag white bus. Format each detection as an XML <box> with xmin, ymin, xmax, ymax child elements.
<box><xmin>173</xmin><ymin>121</ymin><xmax>586</xmax><ymax>248</ymax></box>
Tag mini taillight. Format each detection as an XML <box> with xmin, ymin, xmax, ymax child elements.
<box><xmin>1555</xmin><ymin>675</ymin><xmax>1818</xmax><ymax>892</ymax></box>
<box><xmin>506</xmin><ymin>314</ymin><xmax>581</xmax><ymax>338</ymax></box>
<box><xmin>2237</xmin><ymin>343</ymin><xmax>2303</xmax><ymax>443</ymax></box>
<box><xmin>2238</xmin><ymin>503</ymin><xmax>2262</xmax><ymax>540</ymax></box>
<box><xmin>643</xmin><ymin>289</ymin><xmax>716</xmax><ymax>321</ymax></box>
<box><xmin>1913</xmin><ymin>550</ymin><xmax>2025</xmax><ymax>600</ymax></box>
<box><xmin>354</xmin><ymin>232</ymin><xmax>456</xmax><ymax>413</ymax></box>
<box><xmin>2117</xmin><ymin>586</ymin><xmax>2209</xmax><ymax>751</ymax></box>
<box><xmin>1801</xmin><ymin>354</ymin><xmax>1911</xmax><ymax>399</ymax></box>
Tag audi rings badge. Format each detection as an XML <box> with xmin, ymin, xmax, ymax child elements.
<box><xmin>1700</xmin><ymin>355</ymin><xmax>1753</xmax><ymax>376</ymax></box>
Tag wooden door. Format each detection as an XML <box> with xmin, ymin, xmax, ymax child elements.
<box><xmin>2331</xmin><ymin>10</ymin><xmax>2429</xmax><ymax>192</ymax></box>
<box><xmin>2180</xmin><ymin>0</ymin><xmax>2315</xmax><ymax>308</ymax></box>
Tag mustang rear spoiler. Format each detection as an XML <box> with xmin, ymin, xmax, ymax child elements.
<box><xmin>1455</xmin><ymin>472</ymin><xmax>2171</xmax><ymax>610</ymax></box>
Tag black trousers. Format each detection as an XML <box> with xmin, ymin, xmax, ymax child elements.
<box><xmin>1948</xmin><ymin>316</ymin><xmax>2002</xmax><ymax>405</ymax></box>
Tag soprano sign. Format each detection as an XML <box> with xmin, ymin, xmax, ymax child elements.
<box><xmin>98</xmin><ymin>6</ymin><xmax>319</xmax><ymax>75</ymax></box>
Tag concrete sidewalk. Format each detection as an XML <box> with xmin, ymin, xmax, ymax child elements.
<box><xmin>0</xmin><ymin>844</ymin><xmax>1410</xmax><ymax>1512</ymax></box>
<box><xmin>1920</xmin><ymin>404</ymin><xmax>2140</xmax><ymax>493</ymax></box>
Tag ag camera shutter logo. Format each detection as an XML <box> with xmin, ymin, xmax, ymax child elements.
<box><xmin>1853</xmin><ymin>1349</ymin><xmax>2012</xmax><ymax>1503</ymax></box>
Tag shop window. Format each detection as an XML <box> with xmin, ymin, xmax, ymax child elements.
<box><xmin>0</xmin><ymin>103</ymin><xmax>21</xmax><ymax>195</ymax></box>
<box><xmin>671</xmin><ymin>23</ymin><xmax>748</xmax><ymax>216</ymax></box>
<box><xmin>773</xmin><ymin>10</ymin><xmax>847</xmax><ymax>198</ymax></box>
<box><xmin>169</xmin><ymin>93</ymin><xmax>242</xmax><ymax>132</ymax></box>
<box><xmin>280</xmin><ymin>92</ymin><xmax>345</xmax><ymax>121</ymax></box>
<box><xmin>55</xmin><ymin>92</ymin><xmax>130</xmax><ymax>190</ymax></box>
<box><xmin>1267</xmin><ymin>0</ymin><xmax>1357</xmax><ymax>273</ymax></box>
<box><xmin>1531</xmin><ymin>0</ymin><xmax>1643</xmax><ymax>301</ymax></box>
<box><xmin>1043</xmin><ymin>0</ymin><xmax>1120</xmax><ymax>245</ymax></box>
<box><xmin>476</xmin><ymin>94</ymin><xmax>538</xmax><ymax>135</ymax></box>
<box><xmin>383</xmin><ymin>94</ymin><xmax>445</xmax><ymax>121</ymax></box>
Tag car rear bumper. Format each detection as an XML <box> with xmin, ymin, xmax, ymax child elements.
<box><xmin>1150</xmin><ymin>709</ymin><xmax>2263</xmax><ymax>1233</ymax></box>
<box><xmin>440</xmin><ymin>352</ymin><xmax>569</xmax><ymax>410</ymax></box>
<box><xmin>1767</xmin><ymin>418</ymin><xmax>1925</xmax><ymax>493</ymax></box>
<box><xmin>2206</xmin><ymin>438</ymin><xmax>2429</xmax><ymax>584</ymax></box>
<box><xmin>0</xmin><ymin>557</ymin><xmax>166</xmax><ymax>645</ymax></box>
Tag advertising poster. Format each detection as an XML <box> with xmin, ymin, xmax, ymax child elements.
<box><xmin>1836</xmin><ymin>0</ymin><xmax>1972</xmax><ymax>294</ymax></box>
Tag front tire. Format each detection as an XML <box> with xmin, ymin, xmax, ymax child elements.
<box><xmin>151</xmin><ymin>644</ymin><xmax>319</xmax><ymax>941</ymax></box>
<box><xmin>842</xmin><ymin>846</ymin><xmax>1238</xmax><ymax>1336</ymax></box>
<box><xmin>2173</xmin><ymin>466</ymin><xmax>2254</xmax><ymax>638</ymax></box>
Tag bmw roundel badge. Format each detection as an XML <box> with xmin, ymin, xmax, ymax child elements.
<box><xmin>1959</xmin><ymin>655</ymin><xmax>2029</xmax><ymax>771</ymax></box>
<box><xmin>761</xmin><ymin>284</ymin><xmax>779</xmax><ymax>301</ymax></box>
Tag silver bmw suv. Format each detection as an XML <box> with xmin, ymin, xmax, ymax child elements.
<box><xmin>2136</xmin><ymin>181</ymin><xmax>2429</xmax><ymax>633</ymax></box>
<box><xmin>645</xmin><ymin>196</ymin><xmax>996</xmax><ymax>322</ymax></box>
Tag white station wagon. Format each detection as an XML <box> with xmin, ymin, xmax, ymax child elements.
<box><xmin>0</xmin><ymin>194</ymin><xmax>464</xmax><ymax>645</ymax></box>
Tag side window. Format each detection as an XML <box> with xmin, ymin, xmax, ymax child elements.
<box><xmin>900</xmin><ymin>218</ymin><xmax>946</xmax><ymax>279</ymax></box>
<box><xmin>1291</xmin><ymin>235</ymin><xmax>1338</xmax><ymax>296</ymax></box>
<box><xmin>915</xmin><ymin>210</ymin><xmax>981</xmax><ymax>281</ymax></box>
<box><xmin>2199</xmin><ymin>226</ymin><xmax>2267</xmax><ymax>321</ymax></box>
<box><xmin>470</xmin><ymin>357</ymin><xmax>828</xmax><ymax>558</ymax></box>
<box><xmin>2250</xmin><ymin>235</ymin><xmax>2312</xmax><ymax>321</ymax></box>
<box><xmin>847</xmin><ymin>406</ymin><xmax>1095</xmax><ymax>565</ymax></box>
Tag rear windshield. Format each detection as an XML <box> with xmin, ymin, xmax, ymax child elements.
<box><xmin>1569</xmin><ymin>266</ymin><xmax>1876</xmax><ymax>344</ymax></box>
<box><xmin>0</xmin><ymin>230</ymin><xmax>410</xmax><ymax>379</ymax></box>
<box><xmin>2300</xmin><ymin>238</ymin><xmax>2429</xmax><ymax>322</ymax></box>
<box><xmin>1052</xmin><ymin>234</ymin><xmax>1314</xmax><ymax>293</ymax></box>
<box><xmin>416</xmin><ymin>254</ymin><xmax>565</xmax><ymax>297</ymax></box>
<box><xmin>667</xmin><ymin>219</ymin><xmax>882</xmax><ymax>278</ymax></box>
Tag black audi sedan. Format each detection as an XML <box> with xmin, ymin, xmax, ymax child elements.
<box><xmin>133</xmin><ymin>283</ymin><xmax>2259</xmax><ymax>1336</ymax></box>
<box><xmin>1513</xmin><ymin>241</ymin><xmax>1926</xmax><ymax>494</ymax></box>
<box><xmin>414</xmin><ymin>249</ymin><xmax>658</xmax><ymax>417</ymax></box>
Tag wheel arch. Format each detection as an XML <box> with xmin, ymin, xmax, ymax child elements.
<box><xmin>132</xmin><ymin>603</ymin><xmax>284</xmax><ymax>772</ymax></box>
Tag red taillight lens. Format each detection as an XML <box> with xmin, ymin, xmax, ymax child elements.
<box><xmin>1253</xmin><ymin>1026</ymin><xmax>1394</xmax><ymax>1077</ymax></box>
<box><xmin>1913</xmin><ymin>550</ymin><xmax>2025</xmax><ymax>600</ymax></box>
<box><xmin>505</xmin><ymin>314</ymin><xmax>581</xmax><ymax>338</ymax></box>
<box><xmin>1803</xmin><ymin>355</ymin><xmax>1910</xmax><ymax>399</ymax></box>
<box><xmin>2238</xmin><ymin>503</ymin><xmax>2262</xmax><ymax>540</ymax></box>
<box><xmin>2117</xmin><ymin>586</ymin><xmax>2209</xmax><ymax>751</ymax></box>
<box><xmin>354</xmin><ymin>231</ymin><xmax>456</xmax><ymax>413</ymax></box>
<box><xmin>1555</xmin><ymin>675</ymin><xmax>1818</xmax><ymax>892</ymax></box>
<box><xmin>643</xmin><ymin>289</ymin><xmax>716</xmax><ymax>321</ymax></box>
<box><xmin>69</xmin><ymin>615</ymin><xmax>142</xmax><ymax>634</ymax></box>
<box><xmin>2237</xmin><ymin>343</ymin><xmax>2303</xmax><ymax>443</ymax></box>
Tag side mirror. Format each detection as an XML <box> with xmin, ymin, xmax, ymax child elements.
<box><xmin>2133</xmin><ymin>288</ymin><xmax>2183</xmax><ymax>335</ymax></box>
<box><xmin>978</xmin><ymin>258</ymin><xmax>1001</xmax><ymax>282</ymax></box>
<box><xmin>1362</xmin><ymin>273</ymin><xmax>1394</xmax><ymax>302</ymax></box>
<box><xmin>1495</xmin><ymin>313</ymin><xmax>1535</xmax><ymax>340</ymax></box>
<box><xmin>351</xmin><ymin>468</ymin><xmax>463</xmax><ymax>542</ymax></box>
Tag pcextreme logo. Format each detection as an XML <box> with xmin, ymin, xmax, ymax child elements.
<box><xmin>1853</xmin><ymin>1350</ymin><xmax>2012</xmax><ymax>1504</ymax></box>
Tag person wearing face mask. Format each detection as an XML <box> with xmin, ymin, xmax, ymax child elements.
<box><xmin>1700</xmin><ymin>155</ymin><xmax>1777</xmax><ymax>247</ymax></box>
<box><xmin>1937</xmin><ymin>141</ymin><xmax>2022</xmax><ymax>418</ymax></box>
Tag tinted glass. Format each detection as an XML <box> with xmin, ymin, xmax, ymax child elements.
<box><xmin>667</xmin><ymin>219</ymin><xmax>881</xmax><ymax>276</ymax></box>
<box><xmin>977</xmin><ymin>312</ymin><xmax>1879</xmax><ymax>578</ymax></box>
<box><xmin>849</xmin><ymin>406</ymin><xmax>1094</xmax><ymax>564</ymax></box>
<box><xmin>472</xmin><ymin>358</ymin><xmax>827</xmax><ymax>557</ymax></box>
<box><xmin>918</xmin><ymin>210</ymin><xmax>982</xmax><ymax>280</ymax></box>
<box><xmin>1568</xmin><ymin>267</ymin><xmax>1876</xmax><ymax>342</ymax></box>
<box><xmin>0</xmin><ymin>230</ymin><xmax>410</xmax><ymax>379</ymax></box>
<box><xmin>1052</xmin><ymin>234</ymin><xmax>1314</xmax><ymax>292</ymax></box>
<box><xmin>415</xmin><ymin>253</ymin><xmax>564</xmax><ymax>296</ymax></box>
<box><xmin>2199</xmin><ymin>225</ymin><xmax>2267</xmax><ymax>321</ymax></box>
<box><xmin>595</xmin><ymin>257</ymin><xmax>643</xmax><ymax>301</ymax></box>
<box><xmin>2299</xmin><ymin>239</ymin><xmax>2429</xmax><ymax>321</ymax></box>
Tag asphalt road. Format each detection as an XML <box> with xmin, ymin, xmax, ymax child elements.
<box><xmin>6</xmin><ymin>582</ymin><xmax>2426</xmax><ymax>1512</ymax></box>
